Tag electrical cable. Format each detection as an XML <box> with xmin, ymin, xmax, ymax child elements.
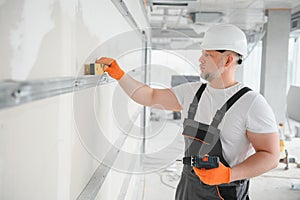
<box><xmin>157</xmin><ymin>171</ymin><xmax>178</xmax><ymax>190</ymax></box>
<box><xmin>157</xmin><ymin>160</ymin><xmax>182</xmax><ymax>190</ymax></box>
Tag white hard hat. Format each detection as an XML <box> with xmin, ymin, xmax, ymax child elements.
<box><xmin>201</xmin><ymin>24</ymin><xmax>248</xmax><ymax>57</ymax></box>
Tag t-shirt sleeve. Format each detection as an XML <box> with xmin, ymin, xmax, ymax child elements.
<box><xmin>171</xmin><ymin>83</ymin><xmax>187</xmax><ymax>107</ymax></box>
<box><xmin>246</xmin><ymin>94</ymin><xmax>278</xmax><ymax>133</ymax></box>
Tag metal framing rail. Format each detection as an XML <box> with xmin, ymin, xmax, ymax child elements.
<box><xmin>111</xmin><ymin>0</ymin><xmax>140</xmax><ymax>33</ymax></box>
<box><xmin>0</xmin><ymin>74</ymin><xmax>115</xmax><ymax>110</ymax></box>
<box><xmin>77</xmin><ymin>110</ymin><xmax>141</xmax><ymax>200</ymax></box>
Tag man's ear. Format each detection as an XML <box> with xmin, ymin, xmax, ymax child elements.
<box><xmin>224</xmin><ymin>54</ymin><xmax>234</xmax><ymax>67</ymax></box>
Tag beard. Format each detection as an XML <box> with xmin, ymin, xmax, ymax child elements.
<box><xmin>200</xmin><ymin>68</ymin><xmax>224</xmax><ymax>82</ymax></box>
<box><xmin>200</xmin><ymin>61</ymin><xmax>224</xmax><ymax>82</ymax></box>
<box><xmin>200</xmin><ymin>72</ymin><xmax>217</xmax><ymax>82</ymax></box>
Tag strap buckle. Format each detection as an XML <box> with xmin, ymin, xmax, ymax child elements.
<box><xmin>191</xmin><ymin>155</ymin><xmax>197</xmax><ymax>167</ymax></box>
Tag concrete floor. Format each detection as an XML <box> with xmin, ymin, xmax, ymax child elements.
<box><xmin>143</xmin><ymin>119</ymin><xmax>300</xmax><ymax>200</ymax></box>
<box><xmin>250</xmin><ymin>138</ymin><xmax>300</xmax><ymax>200</ymax></box>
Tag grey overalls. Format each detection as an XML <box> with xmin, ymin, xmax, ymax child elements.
<box><xmin>175</xmin><ymin>83</ymin><xmax>251</xmax><ymax>200</ymax></box>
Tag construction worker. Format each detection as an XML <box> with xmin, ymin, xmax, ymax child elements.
<box><xmin>97</xmin><ymin>24</ymin><xmax>280</xmax><ymax>199</ymax></box>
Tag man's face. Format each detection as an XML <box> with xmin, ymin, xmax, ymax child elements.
<box><xmin>198</xmin><ymin>50</ymin><xmax>225</xmax><ymax>82</ymax></box>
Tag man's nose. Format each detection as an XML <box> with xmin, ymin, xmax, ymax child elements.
<box><xmin>199</xmin><ymin>55</ymin><xmax>205</xmax><ymax>64</ymax></box>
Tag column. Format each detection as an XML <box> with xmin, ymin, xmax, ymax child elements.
<box><xmin>261</xmin><ymin>9</ymin><xmax>291</xmax><ymax>123</ymax></box>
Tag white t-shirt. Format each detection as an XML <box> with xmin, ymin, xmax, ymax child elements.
<box><xmin>172</xmin><ymin>81</ymin><xmax>278</xmax><ymax>167</ymax></box>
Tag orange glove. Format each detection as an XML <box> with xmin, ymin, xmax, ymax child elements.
<box><xmin>193</xmin><ymin>162</ymin><xmax>231</xmax><ymax>185</ymax></box>
<box><xmin>96</xmin><ymin>57</ymin><xmax>125</xmax><ymax>80</ymax></box>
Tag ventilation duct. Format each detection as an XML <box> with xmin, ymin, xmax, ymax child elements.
<box><xmin>151</xmin><ymin>0</ymin><xmax>196</xmax><ymax>7</ymax></box>
<box><xmin>190</xmin><ymin>12</ymin><xmax>224</xmax><ymax>24</ymax></box>
<box><xmin>291</xmin><ymin>11</ymin><xmax>300</xmax><ymax>36</ymax></box>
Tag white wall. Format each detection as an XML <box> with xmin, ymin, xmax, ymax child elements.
<box><xmin>0</xmin><ymin>0</ymin><xmax>148</xmax><ymax>199</ymax></box>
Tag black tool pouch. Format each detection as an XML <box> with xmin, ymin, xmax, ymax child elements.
<box><xmin>182</xmin><ymin>118</ymin><xmax>219</xmax><ymax>145</ymax></box>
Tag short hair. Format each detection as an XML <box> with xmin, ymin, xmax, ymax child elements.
<box><xmin>215</xmin><ymin>50</ymin><xmax>243</xmax><ymax>64</ymax></box>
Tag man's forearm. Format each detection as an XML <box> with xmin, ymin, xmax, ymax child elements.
<box><xmin>231</xmin><ymin>151</ymin><xmax>279</xmax><ymax>182</ymax></box>
<box><xmin>98</xmin><ymin>57</ymin><xmax>181</xmax><ymax>111</ymax></box>
<box><xmin>118</xmin><ymin>73</ymin><xmax>154</xmax><ymax>106</ymax></box>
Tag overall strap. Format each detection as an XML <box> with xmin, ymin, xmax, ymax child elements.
<box><xmin>210</xmin><ymin>87</ymin><xmax>252</xmax><ymax>128</ymax></box>
<box><xmin>187</xmin><ymin>83</ymin><xmax>207</xmax><ymax>119</ymax></box>
<box><xmin>209</xmin><ymin>87</ymin><xmax>252</xmax><ymax>167</ymax></box>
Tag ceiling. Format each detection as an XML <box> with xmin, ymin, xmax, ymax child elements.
<box><xmin>144</xmin><ymin>0</ymin><xmax>300</xmax><ymax>52</ymax></box>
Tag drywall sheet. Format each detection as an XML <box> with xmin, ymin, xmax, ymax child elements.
<box><xmin>0</xmin><ymin>0</ymin><xmax>148</xmax><ymax>199</ymax></box>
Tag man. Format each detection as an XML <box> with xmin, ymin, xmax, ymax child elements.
<box><xmin>97</xmin><ymin>24</ymin><xmax>279</xmax><ymax>199</ymax></box>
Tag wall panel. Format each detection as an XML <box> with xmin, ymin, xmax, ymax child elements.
<box><xmin>0</xmin><ymin>0</ymin><xmax>148</xmax><ymax>199</ymax></box>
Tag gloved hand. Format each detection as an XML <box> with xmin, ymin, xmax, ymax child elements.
<box><xmin>193</xmin><ymin>162</ymin><xmax>231</xmax><ymax>185</ymax></box>
<box><xmin>96</xmin><ymin>57</ymin><xmax>125</xmax><ymax>80</ymax></box>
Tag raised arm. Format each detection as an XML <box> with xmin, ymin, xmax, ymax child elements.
<box><xmin>97</xmin><ymin>57</ymin><xmax>182</xmax><ymax>111</ymax></box>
